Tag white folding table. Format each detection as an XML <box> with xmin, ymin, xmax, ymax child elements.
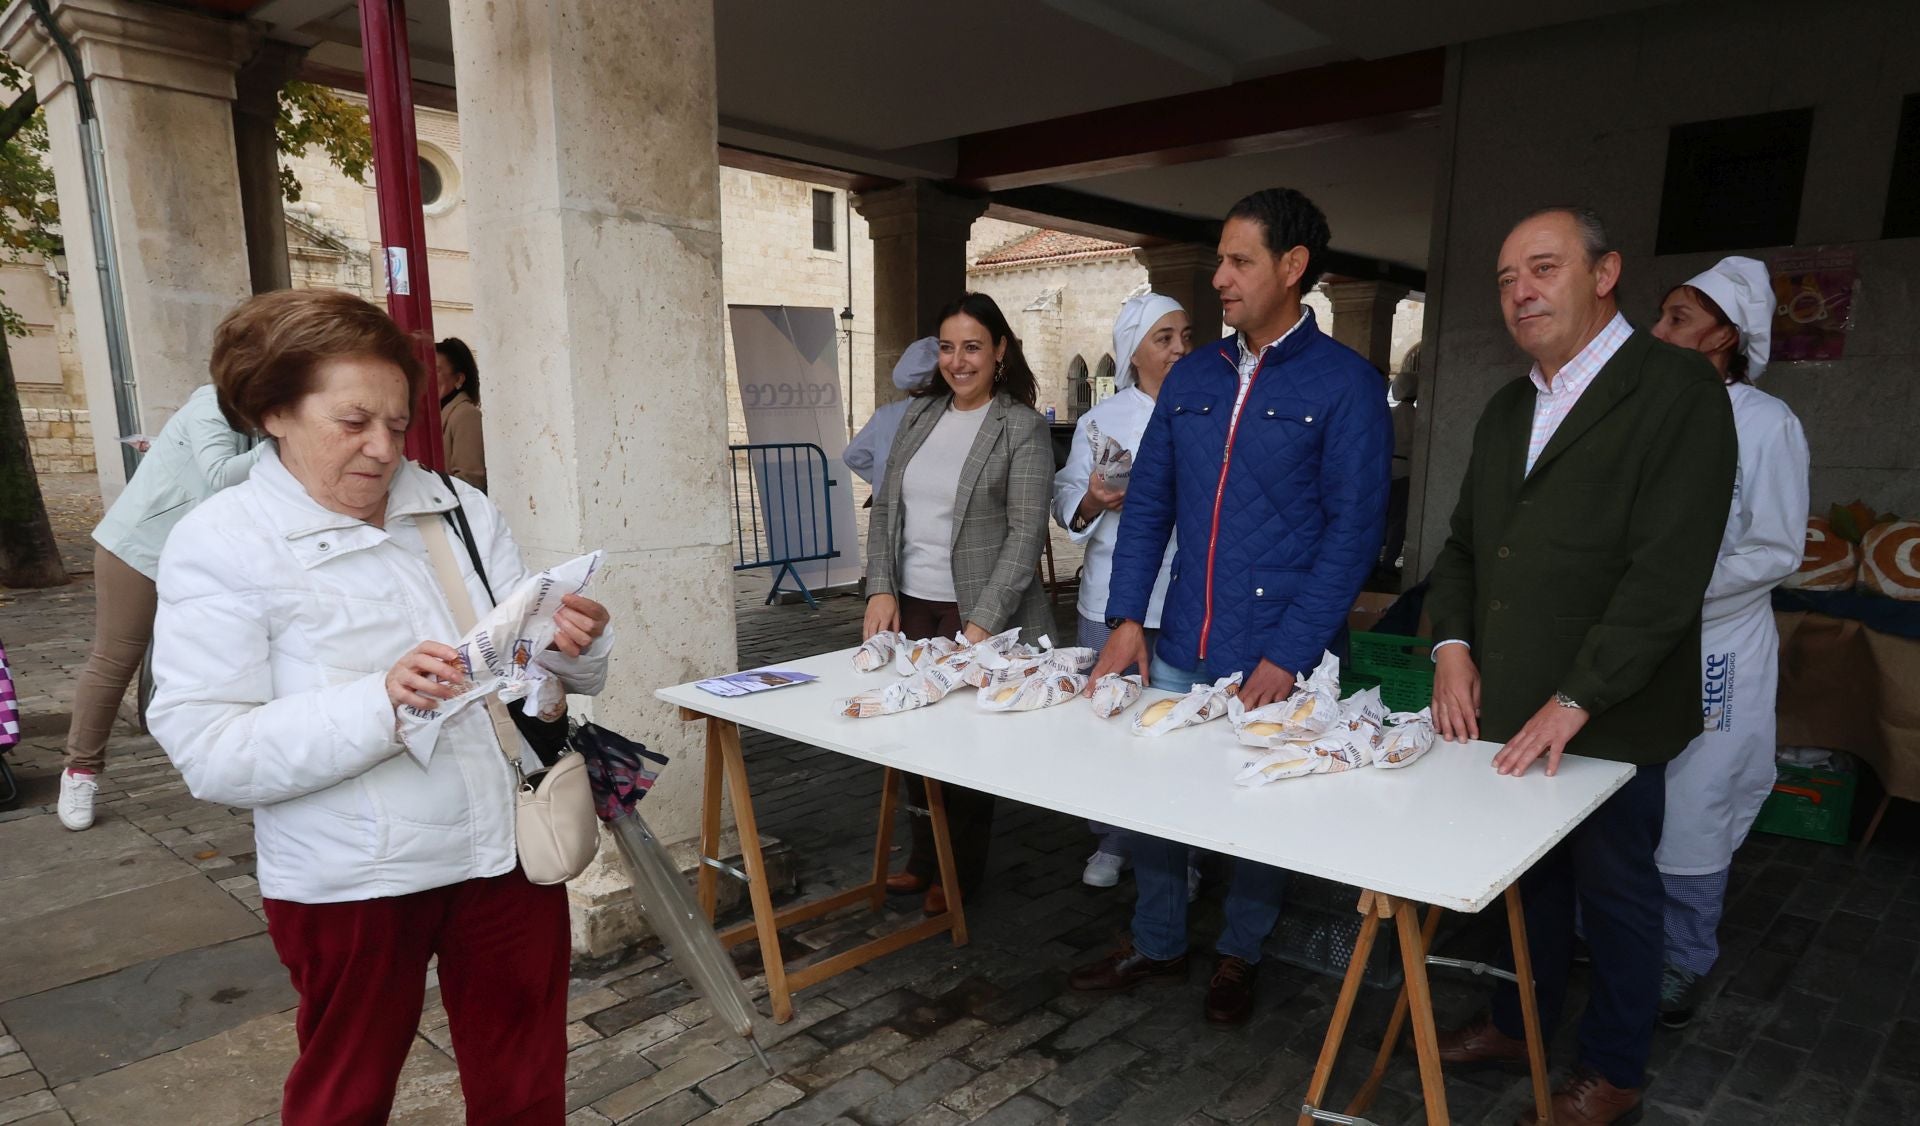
<box><xmin>658</xmin><ymin>647</ymin><xmax>1634</xmax><ymax>1125</ymax></box>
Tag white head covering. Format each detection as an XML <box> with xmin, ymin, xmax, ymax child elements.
<box><xmin>1682</xmin><ymin>256</ymin><xmax>1774</xmax><ymax>381</ymax></box>
<box><xmin>892</xmin><ymin>336</ymin><xmax>940</xmax><ymax>391</ymax></box>
<box><xmin>1110</xmin><ymin>293</ymin><xmax>1185</xmax><ymax>390</ymax></box>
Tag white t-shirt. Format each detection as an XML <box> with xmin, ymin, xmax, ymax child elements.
<box><xmin>899</xmin><ymin>401</ymin><xmax>991</xmax><ymax>603</ymax></box>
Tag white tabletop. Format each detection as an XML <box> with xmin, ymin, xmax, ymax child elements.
<box><xmin>657</xmin><ymin>648</ymin><xmax>1635</xmax><ymax>913</ymax></box>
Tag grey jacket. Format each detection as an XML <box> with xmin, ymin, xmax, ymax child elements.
<box><xmin>867</xmin><ymin>392</ymin><xmax>1055</xmax><ymax>641</ymax></box>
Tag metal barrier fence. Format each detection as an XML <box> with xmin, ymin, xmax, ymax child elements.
<box><xmin>729</xmin><ymin>442</ymin><xmax>841</xmax><ymax>609</ymax></box>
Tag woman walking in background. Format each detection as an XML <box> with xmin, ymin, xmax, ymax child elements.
<box><xmin>58</xmin><ymin>383</ymin><xmax>265</xmax><ymax>831</ymax></box>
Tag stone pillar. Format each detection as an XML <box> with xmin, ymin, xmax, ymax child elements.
<box><xmin>1136</xmin><ymin>243</ymin><xmax>1224</xmax><ymax>344</ymax></box>
<box><xmin>0</xmin><ymin>0</ymin><xmax>255</xmax><ymax>502</ymax></box>
<box><xmin>852</xmin><ymin>181</ymin><xmax>985</xmax><ymax>408</ymax></box>
<box><xmin>448</xmin><ymin>0</ymin><xmax>738</xmax><ymax>953</ymax></box>
<box><xmin>1325</xmin><ymin>279</ymin><xmax>1410</xmax><ymax>373</ymax></box>
<box><xmin>232</xmin><ymin>40</ymin><xmax>306</xmax><ymax>294</ymax></box>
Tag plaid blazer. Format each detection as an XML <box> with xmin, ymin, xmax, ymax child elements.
<box><xmin>866</xmin><ymin>392</ymin><xmax>1055</xmax><ymax>641</ymax></box>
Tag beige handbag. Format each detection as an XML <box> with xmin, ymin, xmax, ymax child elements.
<box><xmin>419</xmin><ymin>515</ymin><xmax>599</xmax><ymax>886</ymax></box>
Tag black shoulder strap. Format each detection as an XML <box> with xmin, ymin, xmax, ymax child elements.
<box><xmin>435</xmin><ymin>470</ymin><xmax>496</xmax><ymax>604</ymax></box>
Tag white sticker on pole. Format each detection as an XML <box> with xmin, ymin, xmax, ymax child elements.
<box><xmin>386</xmin><ymin>246</ymin><xmax>411</xmax><ymax>295</ymax></box>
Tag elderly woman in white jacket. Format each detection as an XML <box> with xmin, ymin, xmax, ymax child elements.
<box><xmin>1053</xmin><ymin>292</ymin><xmax>1190</xmax><ymax>889</ymax></box>
<box><xmin>147</xmin><ymin>289</ymin><xmax>611</xmax><ymax>1126</ymax></box>
<box><xmin>1649</xmin><ymin>257</ymin><xmax>1810</xmax><ymax>1028</ymax></box>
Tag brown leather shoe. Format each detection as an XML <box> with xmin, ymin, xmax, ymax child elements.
<box><xmin>1437</xmin><ymin>1013</ymin><xmax>1529</xmax><ymax>1072</ymax></box>
<box><xmin>1514</xmin><ymin>1068</ymin><xmax>1643</xmax><ymax>1126</ymax></box>
<box><xmin>885</xmin><ymin>871</ymin><xmax>930</xmax><ymax>895</ymax></box>
<box><xmin>923</xmin><ymin>883</ymin><xmax>948</xmax><ymax>915</ymax></box>
<box><xmin>1204</xmin><ymin>956</ymin><xmax>1259</xmax><ymax>1025</ymax></box>
<box><xmin>1069</xmin><ymin>942</ymin><xmax>1188</xmax><ymax>991</ymax></box>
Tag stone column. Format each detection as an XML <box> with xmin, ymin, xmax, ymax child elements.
<box><xmin>448</xmin><ymin>0</ymin><xmax>738</xmax><ymax>953</ymax></box>
<box><xmin>1325</xmin><ymin>279</ymin><xmax>1410</xmax><ymax>373</ymax></box>
<box><xmin>1</xmin><ymin>0</ymin><xmax>255</xmax><ymax>502</ymax></box>
<box><xmin>852</xmin><ymin>181</ymin><xmax>985</xmax><ymax>408</ymax></box>
<box><xmin>232</xmin><ymin>40</ymin><xmax>306</xmax><ymax>294</ymax></box>
<box><xmin>1136</xmin><ymin>243</ymin><xmax>1224</xmax><ymax>343</ymax></box>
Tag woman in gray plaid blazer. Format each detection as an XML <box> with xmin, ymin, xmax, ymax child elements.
<box><xmin>863</xmin><ymin>293</ymin><xmax>1055</xmax><ymax>913</ymax></box>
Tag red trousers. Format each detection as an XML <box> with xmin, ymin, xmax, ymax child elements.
<box><xmin>264</xmin><ymin>868</ymin><xmax>570</xmax><ymax>1125</ymax></box>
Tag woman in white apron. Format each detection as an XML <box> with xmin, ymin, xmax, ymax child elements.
<box><xmin>1649</xmin><ymin>256</ymin><xmax>1810</xmax><ymax>1026</ymax></box>
<box><xmin>1053</xmin><ymin>292</ymin><xmax>1190</xmax><ymax>890</ymax></box>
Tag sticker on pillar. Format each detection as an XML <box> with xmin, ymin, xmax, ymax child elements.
<box><xmin>387</xmin><ymin>246</ymin><xmax>412</xmax><ymax>296</ymax></box>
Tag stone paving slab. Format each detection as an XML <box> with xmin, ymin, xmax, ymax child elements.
<box><xmin>0</xmin><ymin>819</ymin><xmax>197</xmax><ymax>926</ymax></box>
<box><xmin>0</xmin><ymin>934</ymin><xmax>296</xmax><ymax>1085</ymax></box>
<box><xmin>54</xmin><ymin>1008</ymin><xmax>453</xmax><ymax>1126</ymax></box>
<box><xmin>0</xmin><ymin>875</ymin><xmax>264</xmax><ymax>1004</ymax></box>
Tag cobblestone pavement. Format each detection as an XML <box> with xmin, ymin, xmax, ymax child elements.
<box><xmin>1</xmin><ymin>474</ymin><xmax>1917</xmax><ymax>1125</ymax></box>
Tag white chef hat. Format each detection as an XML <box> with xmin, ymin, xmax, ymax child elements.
<box><xmin>892</xmin><ymin>337</ymin><xmax>940</xmax><ymax>391</ymax></box>
<box><xmin>1683</xmin><ymin>256</ymin><xmax>1774</xmax><ymax>382</ymax></box>
<box><xmin>1110</xmin><ymin>293</ymin><xmax>1186</xmax><ymax>390</ymax></box>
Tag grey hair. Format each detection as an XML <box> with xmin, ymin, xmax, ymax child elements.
<box><xmin>1517</xmin><ymin>205</ymin><xmax>1612</xmax><ymax>264</ymax></box>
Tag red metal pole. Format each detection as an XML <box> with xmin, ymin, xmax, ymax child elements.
<box><xmin>359</xmin><ymin>0</ymin><xmax>445</xmax><ymax>468</ymax></box>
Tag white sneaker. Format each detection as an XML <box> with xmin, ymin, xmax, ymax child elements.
<box><xmin>1187</xmin><ymin>865</ymin><xmax>1202</xmax><ymax>903</ymax></box>
<box><xmin>58</xmin><ymin>769</ymin><xmax>98</xmax><ymax>831</ymax></box>
<box><xmin>1082</xmin><ymin>851</ymin><xmax>1128</xmax><ymax>888</ymax></box>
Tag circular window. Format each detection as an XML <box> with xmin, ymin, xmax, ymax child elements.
<box><xmin>415</xmin><ymin>145</ymin><xmax>460</xmax><ymax>216</ymax></box>
<box><xmin>417</xmin><ymin>156</ymin><xmax>444</xmax><ymax>206</ymax></box>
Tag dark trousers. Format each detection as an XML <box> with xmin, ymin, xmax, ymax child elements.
<box><xmin>1491</xmin><ymin>763</ymin><xmax>1667</xmax><ymax>1090</ymax></box>
<box><xmin>264</xmin><ymin>869</ymin><xmax>570</xmax><ymax>1125</ymax></box>
<box><xmin>897</xmin><ymin>593</ymin><xmax>996</xmax><ymax>895</ymax></box>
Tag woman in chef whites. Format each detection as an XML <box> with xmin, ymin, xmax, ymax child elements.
<box><xmin>1649</xmin><ymin>256</ymin><xmax>1810</xmax><ymax>1027</ymax></box>
<box><xmin>1052</xmin><ymin>292</ymin><xmax>1193</xmax><ymax>892</ymax></box>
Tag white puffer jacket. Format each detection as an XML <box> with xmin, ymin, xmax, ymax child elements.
<box><xmin>148</xmin><ymin>449</ymin><xmax>612</xmax><ymax>904</ymax></box>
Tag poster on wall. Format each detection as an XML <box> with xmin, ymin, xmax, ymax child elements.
<box><xmin>1770</xmin><ymin>249</ymin><xmax>1857</xmax><ymax>363</ymax></box>
<box><xmin>728</xmin><ymin>305</ymin><xmax>862</xmax><ymax>596</ymax></box>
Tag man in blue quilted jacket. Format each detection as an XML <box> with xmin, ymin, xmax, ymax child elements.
<box><xmin>1071</xmin><ymin>187</ymin><xmax>1394</xmax><ymax>1024</ymax></box>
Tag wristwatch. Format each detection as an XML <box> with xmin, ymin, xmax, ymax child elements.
<box><xmin>1553</xmin><ymin>692</ymin><xmax>1583</xmax><ymax>710</ymax></box>
<box><xmin>1069</xmin><ymin>510</ymin><xmax>1093</xmax><ymax>533</ymax></box>
<box><xmin>1105</xmin><ymin>615</ymin><xmax>1135</xmax><ymax>631</ymax></box>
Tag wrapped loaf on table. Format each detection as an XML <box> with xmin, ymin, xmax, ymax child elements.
<box><xmin>852</xmin><ymin>630</ymin><xmax>905</xmax><ymax>673</ymax></box>
<box><xmin>1228</xmin><ymin>652</ymin><xmax>1343</xmax><ymax>749</ymax></box>
<box><xmin>1374</xmin><ymin>709</ymin><xmax>1437</xmax><ymax>768</ymax></box>
<box><xmin>1088</xmin><ymin>673</ymin><xmax>1144</xmax><ymax>719</ymax></box>
<box><xmin>1131</xmin><ymin>672</ymin><xmax>1242</xmax><ymax>737</ymax></box>
<box><xmin>978</xmin><ymin>670</ymin><xmax>1089</xmax><ymax>712</ymax></box>
<box><xmin>893</xmin><ymin>634</ymin><xmax>962</xmax><ymax>676</ymax></box>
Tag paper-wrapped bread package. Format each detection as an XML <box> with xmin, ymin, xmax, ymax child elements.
<box><xmin>893</xmin><ymin>634</ymin><xmax>961</xmax><ymax>676</ymax></box>
<box><xmin>978</xmin><ymin>670</ymin><xmax>1089</xmax><ymax>712</ymax></box>
<box><xmin>852</xmin><ymin>630</ymin><xmax>905</xmax><ymax>673</ymax></box>
<box><xmin>1375</xmin><ymin>709</ymin><xmax>1437</xmax><ymax>768</ymax></box>
<box><xmin>399</xmin><ymin>550</ymin><xmax>604</xmax><ymax>759</ymax></box>
<box><xmin>1131</xmin><ymin>672</ymin><xmax>1242</xmax><ymax>737</ymax></box>
<box><xmin>1228</xmin><ymin>652</ymin><xmax>1343</xmax><ymax>749</ymax></box>
<box><xmin>1088</xmin><ymin>673</ymin><xmax>1144</xmax><ymax>719</ymax></box>
<box><xmin>1087</xmin><ymin>419</ymin><xmax>1134</xmax><ymax>490</ymax></box>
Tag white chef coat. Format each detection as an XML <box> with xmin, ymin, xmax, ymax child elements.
<box><xmin>1658</xmin><ymin>381</ymin><xmax>1811</xmax><ymax>875</ymax></box>
<box><xmin>1051</xmin><ymin>387</ymin><xmax>1175</xmax><ymax>628</ymax></box>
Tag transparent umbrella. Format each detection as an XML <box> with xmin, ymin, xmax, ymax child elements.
<box><xmin>574</xmin><ymin>721</ymin><xmax>772</xmax><ymax>1073</ymax></box>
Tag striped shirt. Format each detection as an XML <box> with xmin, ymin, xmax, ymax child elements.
<box><xmin>1525</xmin><ymin>313</ymin><xmax>1632</xmax><ymax>475</ymax></box>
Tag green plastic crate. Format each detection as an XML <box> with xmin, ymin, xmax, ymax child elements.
<box><xmin>1345</xmin><ymin>632</ymin><xmax>1434</xmax><ymax>713</ymax></box>
<box><xmin>1752</xmin><ymin>762</ymin><xmax>1856</xmax><ymax>846</ymax></box>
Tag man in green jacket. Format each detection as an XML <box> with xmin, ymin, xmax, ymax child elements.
<box><xmin>1425</xmin><ymin>206</ymin><xmax>1736</xmax><ymax>1126</ymax></box>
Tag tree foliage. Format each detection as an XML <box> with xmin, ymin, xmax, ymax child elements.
<box><xmin>277</xmin><ymin>80</ymin><xmax>372</xmax><ymax>203</ymax></box>
<box><xmin>0</xmin><ymin>54</ymin><xmax>59</xmax><ymax>339</ymax></box>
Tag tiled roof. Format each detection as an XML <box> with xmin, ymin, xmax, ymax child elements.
<box><xmin>972</xmin><ymin>229</ymin><xmax>1136</xmax><ymax>269</ymax></box>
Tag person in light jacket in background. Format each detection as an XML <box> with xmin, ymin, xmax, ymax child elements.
<box><xmin>1647</xmin><ymin>256</ymin><xmax>1810</xmax><ymax>1027</ymax></box>
<box><xmin>863</xmin><ymin>292</ymin><xmax>1054</xmax><ymax>917</ymax></box>
<box><xmin>436</xmin><ymin>337</ymin><xmax>487</xmax><ymax>492</ymax></box>
<box><xmin>843</xmin><ymin>336</ymin><xmax>938</xmax><ymax>492</ymax></box>
<box><xmin>57</xmin><ymin>383</ymin><xmax>265</xmax><ymax>832</ymax></box>
<box><xmin>1053</xmin><ymin>292</ymin><xmax>1194</xmax><ymax>891</ymax></box>
<box><xmin>148</xmin><ymin>289</ymin><xmax>612</xmax><ymax>1124</ymax></box>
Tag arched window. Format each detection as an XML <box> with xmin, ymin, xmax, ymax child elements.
<box><xmin>1066</xmin><ymin>355</ymin><xmax>1090</xmax><ymax>419</ymax></box>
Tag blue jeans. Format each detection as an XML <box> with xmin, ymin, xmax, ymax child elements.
<box><xmin>1129</xmin><ymin>655</ymin><xmax>1290</xmax><ymax>964</ymax></box>
<box><xmin>1491</xmin><ymin>763</ymin><xmax>1667</xmax><ymax>1090</ymax></box>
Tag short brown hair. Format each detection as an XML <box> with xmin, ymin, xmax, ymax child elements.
<box><xmin>210</xmin><ymin>289</ymin><xmax>426</xmax><ymax>432</ymax></box>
